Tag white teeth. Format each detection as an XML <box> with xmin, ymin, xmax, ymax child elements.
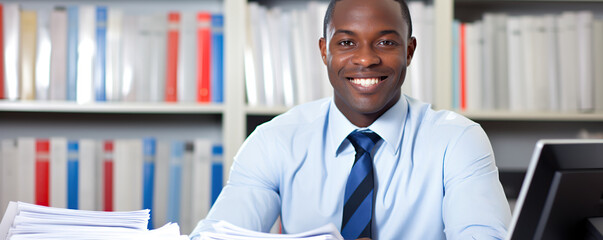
<box><xmin>350</xmin><ymin>78</ymin><xmax>380</xmax><ymax>87</ymax></box>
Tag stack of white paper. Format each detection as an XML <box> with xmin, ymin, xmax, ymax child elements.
<box><xmin>0</xmin><ymin>201</ymin><xmax>188</xmax><ymax>240</ymax></box>
<box><xmin>199</xmin><ymin>221</ymin><xmax>344</xmax><ymax>240</ymax></box>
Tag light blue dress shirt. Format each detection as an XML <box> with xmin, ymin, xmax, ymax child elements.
<box><xmin>190</xmin><ymin>95</ymin><xmax>511</xmax><ymax>239</ymax></box>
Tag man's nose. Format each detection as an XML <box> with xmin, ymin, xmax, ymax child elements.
<box><xmin>351</xmin><ymin>45</ymin><xmax>381</xmax><ymax>67</ymax></box>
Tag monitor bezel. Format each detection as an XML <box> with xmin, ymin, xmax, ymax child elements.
<box><xmin>505</xmin><ymin>139</ymin><xmax>603</xmax><ymax>240</ymax></box>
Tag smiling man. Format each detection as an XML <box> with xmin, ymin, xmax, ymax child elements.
<box><xmin>190</xmin><ymin>0</ymin><xmax>511</xmax><ymax>239</ymax></box>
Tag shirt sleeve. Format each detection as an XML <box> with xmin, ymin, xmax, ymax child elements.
<box><xmin>189</xmin><ymin>127</ymin><xmax>282</xmax><ymax>239</ymax></box>
<box><xmin>442</xmin><ymin>124</ymin><xmax>512</xmax><ymax>240</ymax></box>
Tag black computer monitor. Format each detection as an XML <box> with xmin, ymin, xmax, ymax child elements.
<box><xmin>506</xmin><ymin>140</ymin><xmax>603</xmax><ymax>240</ymax></box>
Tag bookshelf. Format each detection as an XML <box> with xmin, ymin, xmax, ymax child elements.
<box><xmin>447</xmin><ymin>0</ymin><xmax>603</xmax><ymax>173</ymax></box>
<box><xmin>224</xmin><ymin>0</ymin><xmax>603</xmax><ymax>175</ymax></box>
<box><xmin>235</xmin><ymin>0</ymin><xmax>603</xmax><ymax>175</ymax></box>
<box><xmin>460</xmin><ymin>111</ymin><xmax>603</xmax><ymax>122</ymax></box>
<box><xmin>2</xmin><ymin>0</ymin><xmax>603</xmax><ymax>205</ymax></box>
<box><xmin>242</xmin><ymin>107</ymin><xmax>603</xmax><ymax>122</ymax></box>
<box><xmin>0</xmin><ymin>0</ymin><xmax>245</xmax><ymax>230</ymax></box>
<box><xmin>0</xmin><ymin>101</ymin><xmax>224</xmax><ymax>113</ymax></box>
<box><xmin>0</xmin><ymin>1</ymin><xmax>601</xmax><ymax>235</ymax></box>
<box><xmin>0</xmin><ymin>0</ymin><xmax>247</xmax><ymax>182</ymax></box>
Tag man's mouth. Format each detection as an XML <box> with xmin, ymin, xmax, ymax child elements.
<box><xmin>347</xmin><ymin>76</ymin><xmax>387</xmax><ymax>87</ymax></box>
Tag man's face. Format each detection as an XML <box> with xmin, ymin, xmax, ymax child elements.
<box><xmin>319</xmin><ymin>0</ymin><xmax>415</xmax><ymax>127</ymax></box>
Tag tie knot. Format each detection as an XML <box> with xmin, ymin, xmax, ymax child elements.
<box><xmin>347</xmin><ymin>130</ymin><xmax>381</xmax><ymax>154</ymax></box>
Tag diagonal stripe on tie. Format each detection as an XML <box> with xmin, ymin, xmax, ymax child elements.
<box><xmin>342</xmin><ymin>170</ymin><xmax>373</xmax><ymax>227</ymax></box>
<box><xmin>358</xmin><ymin>222</ymin><xmax>371</xmax><ymax>237</ymax></box>
<box><xmin>341</xmin><ymin>190</ymin><xmax>373</xmax><ymax>238</ymax></box>
<box><xmin>341</xmin><ymin>130</ymin><xmax>381</xmax><ymax>239</ymax></box>
<box><xmin>344</xmin><ymin>151</ymin><xmax>372</xmax><ymax>202</ymax></box>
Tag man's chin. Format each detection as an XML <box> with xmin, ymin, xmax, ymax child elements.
<box><xmin>351</xmin><ymin>104</ymin><xmax>388</xmax><ymax>116</ymax></box>
<box><xmin>351</xmin><ymin>96</ymin><xmax>399</xmax><ymax>116</ymax></box>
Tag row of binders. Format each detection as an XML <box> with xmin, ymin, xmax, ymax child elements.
<box><xmin>243</xmin><ymin>1</ymin><xmax>603</xmax><ymax>114</ymax></box>
<box><xmin>403</xmin><ymin>2</ymin><xmax>437</xmax><ymax>109</ymax></box>
<box><xmin>0</xmin><ymin>138</ymin><xmax>224</xmax><ymax>234</ymax></box>
<box><xmin>244</xmin><ymin>2</ymin><xmax>438</xmax><ymax>108</ymax></box>
<box><xmin>451</xmin><ymin>11</ymin><xmax>603</xmax><ymax>112</ymax></box>
<box><xmin>244</xmin><ymin>2</ymin><xmax>331</xmax><ymax>107</ymax></box>
<box><xmin>0</xmin><ymin>3</ymin><xmax>224</xmax><ymax>104</ymax></box>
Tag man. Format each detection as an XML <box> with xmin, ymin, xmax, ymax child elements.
<box><xmin>190</xmin><ymin>0</ymin><xmax>511</xmax><ymax>239</ymax></box>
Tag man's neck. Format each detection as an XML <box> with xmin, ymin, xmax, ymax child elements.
<box><xmin>334</xmin><ymin>96</ymin><xmax>400</xmax><ymax>128</ymax></box>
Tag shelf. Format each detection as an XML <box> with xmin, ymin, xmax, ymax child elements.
<box><xmin>459</xmin><ymin>111</ymin><xmax>603</xmax><ymax>122</ymax></box>
<box><xmin>0</xmin><ymin>101</ymin><xmax>224</xmax><ymax>114</ymax></box>
<box><xmin>243</xmin><ymin>105</ymin><xmax>603</xmax><ymax>121</ymax></box>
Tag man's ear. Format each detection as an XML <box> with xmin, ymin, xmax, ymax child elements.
<box><xmin>319</xmin><ymin>37</ymin><xmax>327</xmax><ymax>65</ymax></box>
<box><xmin>406</xmin><ymin>36</ymin><xmax>417</xmax><ymax>67</ymax></box>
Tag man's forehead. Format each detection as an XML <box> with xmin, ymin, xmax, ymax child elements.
<box><xmin>331</xmin><ymin>0</ymin><xmax>403</xmax><ymax>18</ymax></box>
<box><xmin>327</xmin><ymin>0</ymin><xmax>406</xmax><ymax>36</ymax></box>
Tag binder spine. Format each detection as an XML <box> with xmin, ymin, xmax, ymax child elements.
<box><xmin>210</xmin><ymin>14</ymin><xmax>223</xmax><ymax>103</ymax></box>
<box><xmin>67</xmin><ymin>141</ymin><xmax>79</xmax><ymax>209</ymax></box>
<box><xmin>94</xmin><ymin>7</ymin><xmax>107</xmax><ymax>102</ymax></box>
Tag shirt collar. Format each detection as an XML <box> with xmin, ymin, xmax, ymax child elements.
<box><xmin>328</xmin><ymin>96</ymin><xmax>408</xmax><ymax>157</ymax></box>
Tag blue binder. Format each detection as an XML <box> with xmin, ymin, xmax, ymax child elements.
<box><xmin>67</xmin><ymin>141</ymin><xmax>79</xmax><ymax>209</ymax></box>
<box><xmin>66</xmin><ymin>6</ymin><xmax>79</xmax><ymax>101</ymax></box>
<box><xmin>211</xmin><ymin>144</ymin><xmax>223</xmax><ymax>206</ymax></box>
<box><xmin>167</xmin><ymin>141</ymin><xmax>184</xmax><ymax>223</ymax></box>
<box><xmin>94</xmin><ymin>6</ymin><xmax>107</xmax><ymax>102</ymax></box>
<box><xmin>142</xmin><ymin>138</ymin><xmax>156</xmax><ymax>229</ymax></box>
<box><xmin>211</xmin><ymin>14</ymin><xmax>224</xmax><ymax>103</ymax></box>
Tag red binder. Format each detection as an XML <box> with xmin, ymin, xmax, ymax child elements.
<box><xmin>197</xmin><ymin>12</ymin><xmax>212</xmax><ymax>103</ymax></box>
<box><xmin>35</xmin><ymin>139</ymin><xmax>50</xmax><ymax>206</ymax></box>
<box><xmin>103</xmin><ymin>141</ymin><xmax>113</xmax><ymax>211</ymax></box>
<box><xmin>460</xmin><ymin>23</ymin><xmax>467</xmax><ymax>111</ymax></box>
<box><xmin>165</xmin><ymin>12</ymin><xmax>180</xmax><ymax>102</ymax></box>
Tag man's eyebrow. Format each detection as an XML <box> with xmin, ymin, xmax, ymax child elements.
<box><xmin>334</xmin><ymin>29</ymin><xmax>355</xmax><ymax>36</ymax></box>
<box><xmin>333</xmin><ymin>29</ymin><xmax>402</xmax><ymax>37</ymax></box>
<box><xmin>380</xmin><ymin>30</ymin><xmax>402</xmax><ymax>37</ymax></box>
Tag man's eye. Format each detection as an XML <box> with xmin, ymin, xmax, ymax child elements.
<box><xmin>338</xmin><ymin>40</ymin><xmax>355</xmax><ymax>46</ymax></box>
<box><xmin>378</xmin><ymin>40</ymin><xmax>397</xmax><ymax>46</ymax></box>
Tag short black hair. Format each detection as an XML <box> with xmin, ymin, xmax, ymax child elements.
<box><xmin>323</xmin><ymin>0</ymin><xmax>413</xmax><ymax>39</ymax></box>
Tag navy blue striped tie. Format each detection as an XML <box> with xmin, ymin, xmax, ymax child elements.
<box><xmin>341</xmin><ymin>129</ymin><xmax>381</xmax><ymax>239</ymax></box>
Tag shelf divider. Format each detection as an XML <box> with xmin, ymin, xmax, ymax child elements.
<box><xmin>0</xmin><ymin>101</ymin><xmax>224</xmax><ymax>114</ymax></box>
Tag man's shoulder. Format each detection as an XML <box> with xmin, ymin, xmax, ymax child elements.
<box><xmin>254</xmin><ymin>98</ymin><xmax>331</xmax><ymax>134</ymax></box>
<box><xmin>406</xmin><ymin>95</ymin><xmax>479</xmax><ymax>132</ymax></box>
<box><xmin>405</xmin><ymin>96</ymin><xmax>490</xmax><ymax>160</ymax></box>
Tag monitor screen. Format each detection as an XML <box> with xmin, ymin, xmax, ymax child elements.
<box><xmin>506</xmin><ymin>139</ymin><xmax>603</xmax><ymax>240</ymax></box>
